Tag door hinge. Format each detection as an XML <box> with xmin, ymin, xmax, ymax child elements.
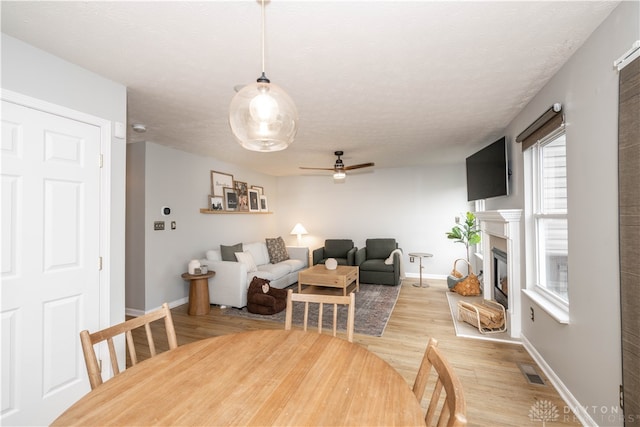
<box><xmin>620</xmin><ymin>384</ymin><xmax>624</xmax><ymax>409</ymax></box>
<box><xmin>99</xmin><ymin>154</ymin><xmax>103</xmax><ymax>168</ymax></box>
<box><xmin>98</xmin><ymin>256</ymin><xmax>103</xmax><ymax>271</ymax></box>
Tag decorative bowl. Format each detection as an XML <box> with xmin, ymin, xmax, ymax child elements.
<box><xmin>325</xmin><ymin>258</ymin><xmax>338</xmax><ymax>270</ymax></box>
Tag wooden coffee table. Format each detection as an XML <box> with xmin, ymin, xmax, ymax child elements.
<box><xmin>298</xmin><ymin>264</ymin><xmax>359</xmax><ymax>295</ymax></box>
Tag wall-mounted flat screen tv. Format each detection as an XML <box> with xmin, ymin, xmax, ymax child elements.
<box><xmin>466</xmin><ymin>136</ymin><xmax>509</xmax><ymax>201</ymax></box>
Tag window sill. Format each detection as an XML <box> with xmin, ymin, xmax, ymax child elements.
<box><xmin>522</xmin><ymin>289</ymin><xmax>570</xmax><ymax>324</ymax></box>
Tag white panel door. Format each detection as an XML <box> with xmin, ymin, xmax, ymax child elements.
<box><xmin>1</xmin><ymin>100</ymin><xmax>101</xmax><ymax>425</ymax></box>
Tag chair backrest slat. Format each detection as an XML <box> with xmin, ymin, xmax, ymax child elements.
<box><xmin>332</xmin><ymin>303</ymin><xmax>338</xmax><ymax>336</ymax></box>
<box><xmin>107</xmin><ymin>338</ymin><xmax>121</xmax><ymax>375</ymax></box>
<box><xmin>285</xmin><ymin>289</ymin><xmax>355</xmax><ymax>342</ymax></box>
<box><xmin>413</xmin><ymin>338</ymin><xmax>467</xmax><ymax>427</ymax></box>
<box><xmin>144</xmin><ymin>323</ymin><xmax>156</xmax><ymax>357</ymax></box>
<box><xmin>125</xmin><ymin>330</ymin><xmax>137</xmax><ymax>365</ymax></box>
<box><xmin>317</xmin><ymin>302</ymin><xmax>324</xmax><ymax>334</ymax></box>
<box><xmin>413</xmin><ymin>337</ymin><xmax>438</xmax><ymax>401</ymax></box>
<box><xmin>79</xmin><ymin>302</ymin><xmax>177</xmax><ymax>390</ymax></box>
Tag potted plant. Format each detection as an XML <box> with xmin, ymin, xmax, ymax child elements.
<box><xmin>445</xmin><ymin>211</ymin><xmax>481</xmax><ymax>262</ymax></box>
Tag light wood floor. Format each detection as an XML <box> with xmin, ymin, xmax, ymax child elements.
<box><xmin>133</xmin><ymin>279</ymin><xmax>580</xmax><ymax>426</ymax></box>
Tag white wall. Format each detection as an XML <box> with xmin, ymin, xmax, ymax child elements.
<box><xmin>276</xmin><ymin>165</ymin><xmax>472</xmax><ymax>277</ymax></box>
<box><xmin>126</xmin><ymin>141</ymin><xmax>280</xmax><ymax>311</ymax></box>
<box><xmin>1</xmin><ymin>33</ymin><xmax>128</xmax><ymax>325</ymax></box>
<box><xmin>490</xmin><ymin>2</ymin><xmax>638</xmax><ymax>424</ymax></box>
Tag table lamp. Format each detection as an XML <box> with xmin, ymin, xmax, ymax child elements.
<box><xmin>290</xmin><ymin>223</ymin><xmax>308</xmax><ymax>246</ymax></box>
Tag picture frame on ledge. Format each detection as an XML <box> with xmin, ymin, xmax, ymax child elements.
<box><xmin>248</xmin><ymin>189</ymin><xmax>260</xmax><ymax>212</ymax></box>
<box><xmin>209</xmin><ymin>196</ymin><xmax>224</xmax><ymax>211</ymax></box>
<box><xmin>211</xmin><ymin>171</ymin><xmax>233</xmax><ymax>197</ymax></box>
<box><xmin>259</xmin><ymin>195</ymin><xmax>268</xmax><ymax>212</ymax></box>
<box><xmin>223</xmin><ymin>187</ymin><xmax>238</xmax><ymax>211</ymax></box>
<box><xmin>251</xmin><ymin>185</ymin><xmax>264</xmax><ymax>196</ymax></box>
<box><xmin>234</xmin><ymin>181</ymin><xmax>249</xmax><ymax>211</ymax></box>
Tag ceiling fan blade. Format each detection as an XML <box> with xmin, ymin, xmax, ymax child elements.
<box><xmin>299</xmin><ymin>166</ymin><xmax>334</xmax><ymax>171</ymax></box>
<box><xmin>344</xmin><ymin>162</ymin><xmax>375</xmax><ymax>171</ymax></box>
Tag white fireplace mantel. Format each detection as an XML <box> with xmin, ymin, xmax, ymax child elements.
<box><xmin>475</xmin><ymin>209</ymin><xmax>522</xmax><ymax>338</ymax></box>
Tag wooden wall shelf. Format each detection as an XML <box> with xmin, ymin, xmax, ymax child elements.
<box><xmin>200</xmin><ymin>209</ymin><xmax>272</xmax><ymax>215</ymax></box>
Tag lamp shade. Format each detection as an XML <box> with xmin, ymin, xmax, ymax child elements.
<box><xmin>290</xmin><ymin>223</ymin><xmax>308</xmax><ymax>236</ymax></box>
<box><xmin>229</xmin><ymin>81</ymin><xmax>298</xmax><ymax>152</ymax></box>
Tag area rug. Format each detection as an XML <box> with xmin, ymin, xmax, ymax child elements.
<box><xmin>445</xmin><ymin>291</ymin><xmax>520</xmax><ymax>344</ymax></box>
<box><xmin>221</xmin><ymin>284</ymin><xmax>401</xmax><ymax>337</ymax></box>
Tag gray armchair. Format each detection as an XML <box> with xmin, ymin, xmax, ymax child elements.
<box><xmin>313</xmin><ymin>239</ymin><xmax>357</xmax><ymax>266</ymax></box>
<box><xmin>356</xmin><ymin>238</ymin><xmax>401</xmax><ymax>286</ymax></box>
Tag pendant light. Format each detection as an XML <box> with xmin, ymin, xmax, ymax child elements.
<box><xmin>229</xmin><ymin>0</ymin><xmax>298</xmax><ymax>152</ymax></box>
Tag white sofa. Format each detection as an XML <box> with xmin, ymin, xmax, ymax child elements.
<box><xmin>201</xmin><ymin>242</ymin><xmax>309</xmax><ymax>308</ymax></box>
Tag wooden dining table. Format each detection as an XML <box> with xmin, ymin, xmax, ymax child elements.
<box><xmin>53</xmin><ymin>329</ymin><xmax>425</xmax><ymax>426</ymax></box>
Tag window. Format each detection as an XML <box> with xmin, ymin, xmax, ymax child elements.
<box><xmin>526</xmin><ymin>129</ymin><xmax>568</xmax><ymax>306</ymax></box>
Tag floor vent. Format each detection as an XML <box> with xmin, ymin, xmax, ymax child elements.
<box><xmin>518</xmin><ymin>363</ymin><xmax>546</xmax><ymax>386</ymax></box>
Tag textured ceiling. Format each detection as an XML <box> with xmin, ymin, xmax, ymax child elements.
<box><xmin>1</xmin><ymin>1</ymin><xmax>619</xmax><ymax>176</ymax></box>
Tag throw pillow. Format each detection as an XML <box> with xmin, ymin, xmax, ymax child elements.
<box><xmin>220</xmin><ymin>243</ymin><xmax>243</xmax><ymax>261</ymax></box>
<box><xmin>265</xmin><ymin>236</ymin><xmax>289</xmax><ymax>264</ymax></box>
<box><xmin>235</xmin><ymin>251</ymin><xmax>257</xmax><ymax>273</ymax></box>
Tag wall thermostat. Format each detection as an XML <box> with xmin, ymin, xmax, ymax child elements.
<box><xmin>161</xmin><ymin>206</ymin><xmax>171</xmax><ymax>216</ymax></box>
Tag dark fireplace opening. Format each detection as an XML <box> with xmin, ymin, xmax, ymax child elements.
<box><xmin>492</xmin><ymin>247</ymin><xmax>508</xmax><ymax>309</ymax></box>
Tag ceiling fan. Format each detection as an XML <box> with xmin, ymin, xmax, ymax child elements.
<box><xmin>299</xmin><ymin>151</ymin><xmax>375</xmax><ymax>180</ymax></box>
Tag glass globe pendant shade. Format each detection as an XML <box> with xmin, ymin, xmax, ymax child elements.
<box><xmin>229</xmin><ymin>79</ymin><xmax>298</xmax><ymax>152</ymax></box>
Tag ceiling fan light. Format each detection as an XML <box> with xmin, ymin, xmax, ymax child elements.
<box><xmin>333</xmin><ymin>171</ymin><xmax>346</xmax><ymax>180</ymax></box>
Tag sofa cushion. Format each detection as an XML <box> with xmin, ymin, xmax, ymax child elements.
<box><xmin>366</xmin><ymin>239</ymin><xmax>397</xmax><ymax>259</ymax></box>
<box><xmin>324</xmin><ymin>239</ymin><xmax>354</xmax><ymax>258</ymax></box>
<box><xmin>360</xmin><ymin>259</ymin><xmax>395</xmax><ymax>272</ymax></box>
<box><xmin>221</xmin><ymin>243</ymin><xmax>243</xmax><ymax>261</ymax></box>
<box><xmin>257</xmin><ymin>262</ymin><xmax>292</xmax><ymax>277</ymax></box>
<box><xmin>280</xmin><ymin>258</ymin><xmax>305</xmax><ymax>272</ymax></box>
<box><xmin>265</xmin><ymin>237</ymin><xmax>289</xmax><ymax>264</ymax></box>
<box><xmin>244</xmin><ymin>242</ymin><xmax>270</xmax><ymax>266</ymax></box>
<box><xmin>235</xmin><ymin>251</ymin><xmax>257</xmax><ymax>273</ymax></box>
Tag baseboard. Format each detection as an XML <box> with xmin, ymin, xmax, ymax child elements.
<box><xmin>125</xmin><ymin>297</ymin><xmax>189</xmax><ymax>317</ymax></box>
<box><xmin>521</xmin><ymin>333</ymin><xmax>596</xmax><ymax>426</ymax></box>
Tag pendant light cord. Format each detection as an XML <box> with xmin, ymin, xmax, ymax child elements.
<box><xmin>261</xmin><ymin>0</ymin><xmax>266</xmax><ymax>76</ymax></box>
<box><xmin>257</xmin><ymin>0</ymin><xmax>269</xmax><ymax>83</ymax></box>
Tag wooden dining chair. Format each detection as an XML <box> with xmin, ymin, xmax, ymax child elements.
<box><xmin>412</xmin><ymin>338</ymin><xmax>467</xmax><ymax>426</ymax></box>
<box><xmin>413</xmin><ymin>337</ymin><xmax>439</xmax><ymax>400</ymax></box>
<box><xmin>284</xmin><ymin>289</ymin><xmax>355</xmax><ymax>342</ymax></box>
<box><xmin>79</xmin><ymin>302</ymin><xmax>178</xmax><ymax>389</ymax></box>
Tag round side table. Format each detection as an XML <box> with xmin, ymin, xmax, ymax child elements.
<box><xmin>181</xmin><ymin>271</ymin><xmax>215</xmax><ymax>315</ymax></box>
<box><xmin>408</xmin><ymin>252</ymin><xmax>433</xmax><ymax>288</ymax></box>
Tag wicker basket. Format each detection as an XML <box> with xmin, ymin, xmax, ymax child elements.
<box><xmin>449</xmin><ymin>259</ymin><xmax>482</xmax><ymax>296</ymax></box>
<box><xmin>457</xmin><ymin>299</ymin><xmax>506</xmax><ymax>334</ymax></box>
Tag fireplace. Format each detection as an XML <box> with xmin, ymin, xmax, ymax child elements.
<box><xmin>475</xmin><ymin>209</ymin><xmax>522</xmax><ymax>338</ymax></box>
<box><xmin>492</xmin><ymin>247</ymin><xmax>508</xmax><ymax>309</ymax></box>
